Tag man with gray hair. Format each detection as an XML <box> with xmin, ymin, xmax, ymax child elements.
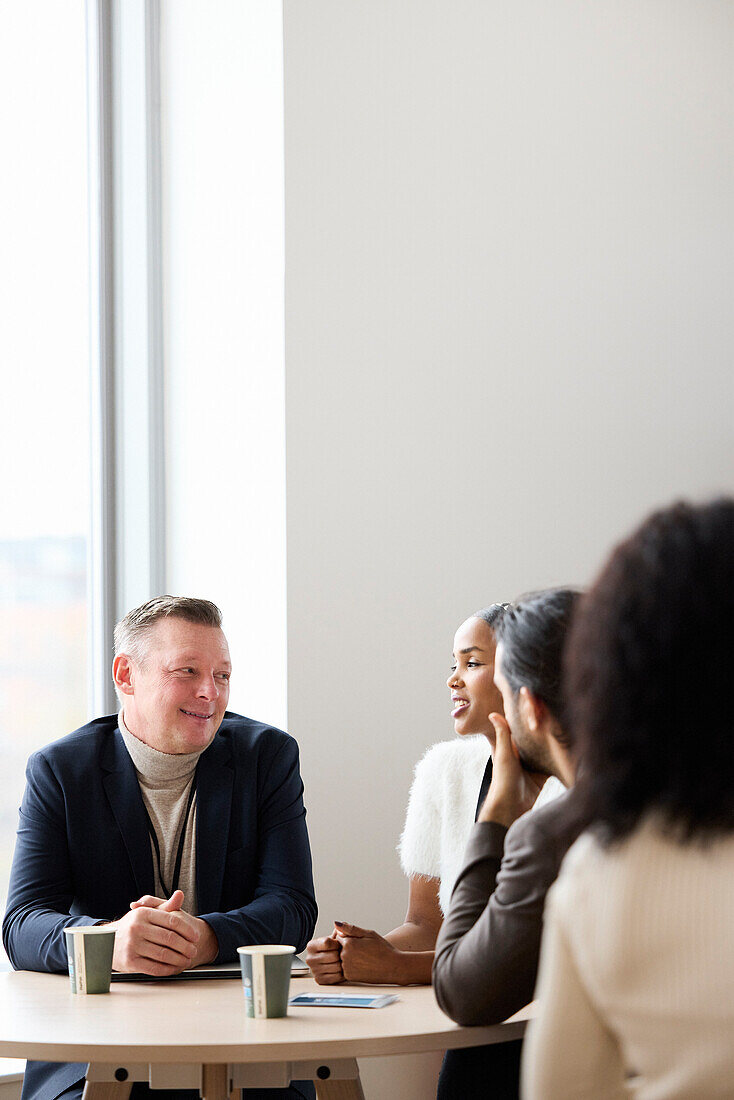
<box><xmin>3</xmin><ymin>596</ymin><xmax>317</xmax><ymax>1100</ymax></box>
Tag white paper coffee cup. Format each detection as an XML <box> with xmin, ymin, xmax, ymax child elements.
<box><xmin>64</xmin><ymin>926</ymin><xmax>116</xmax><ymax>995</ymax></box>
<box><xmin>237</xmin><ymin>945</ymin><xmax>294</xmax><ymax>1018</ymax></box>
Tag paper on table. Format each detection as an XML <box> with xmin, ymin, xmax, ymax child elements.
<box><xmin>111</xmin><ymin>956</ymin><xmax>309</xmax><ymax>982</ymax></box>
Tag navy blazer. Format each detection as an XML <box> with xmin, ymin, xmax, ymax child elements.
<box><xmin>3</xmin><ymin>712</ymin><xmax>317</xmax><ymax>969</ymax></box>
<box><xmin>2</xmin><ymin>713</ymin><xmax>317</xmax><ymax>1100</ymax></box>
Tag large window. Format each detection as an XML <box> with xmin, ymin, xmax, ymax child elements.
<box><xmin>0</xmin><ymin>0</ymin><xmax>288</xmax><ymax>950</ymax></box>
<box><xmin>0</xmin><ymin>2</ymin><xmax>91</xmax><ymax>921</ymax></box>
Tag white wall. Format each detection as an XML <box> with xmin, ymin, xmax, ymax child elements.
<box><xmin>160</xmin><ymin>3</ymin><xmax>734</xmax><ymax>1095</ymax></box>
<box><xmin>162</xmin><ymin>0</ymin><xmax>287</xmax><ymax>728</ymax></box>
<box><xmin>284</xmin><ymin>2</ymin><xmax>734</xmax><ymax>1093</ymax></box>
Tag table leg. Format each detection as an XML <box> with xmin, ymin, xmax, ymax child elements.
<box><xmin>315</xmin><ymin>1079</ymin><xmax>366</xmax><ymax>1100</ymax></box>
<box><xmin>201</xmin><ymin>1062</ymin><xmax>237</xmax><ymax>1099</ymax></box>
<box><xmin>82</xmin><ymin>1084</ymin><xmax>132</xmax><ymax>1100</ymax></box>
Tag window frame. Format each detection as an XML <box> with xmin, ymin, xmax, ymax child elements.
<box><xmin>87</xmin><ymin>0</ymin><xmax>167</xmax><ymax>716</ymax></box>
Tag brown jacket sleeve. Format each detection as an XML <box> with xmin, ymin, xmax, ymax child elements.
<box><xmin>432</xmin><ymin>789</ymin><xmax>582</xmax><ymax>1026</ymax></box>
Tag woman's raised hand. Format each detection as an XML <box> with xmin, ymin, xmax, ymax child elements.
<box><xmin>478</xmin><ymin>712</ymin><xmax>545</xmax><ymax>829</ymax></box>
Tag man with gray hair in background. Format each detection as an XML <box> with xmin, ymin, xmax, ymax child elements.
<box><xmin>3</xmin><ymin>596</ymin><xmax>317</xmax><ymax>1100</ymax></box>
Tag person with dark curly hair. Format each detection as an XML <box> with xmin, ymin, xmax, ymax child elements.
<box><xmin>523</xmin><ymin>499</ymin><xmax>734</xmax><ymax>1100</ymax></box>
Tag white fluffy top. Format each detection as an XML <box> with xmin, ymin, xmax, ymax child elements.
<box><xmin>398</xmin><ymin>735</ymin><xmax>565</xmax><ymax>914</ymax></box>
<box><xmin>398</xmin><ymin>736</ymin><xmax>490</xmax><ymax>915</ymax></box>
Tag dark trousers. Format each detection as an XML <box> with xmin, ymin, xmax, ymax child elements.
<box><xmin>437</xmin><ymin>1040</ymin><xmax>523</xmax><ymax>1100</ymax></box>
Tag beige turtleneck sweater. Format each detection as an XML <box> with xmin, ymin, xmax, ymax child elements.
<box><xmin>119</xmin><ymin>712</ymin><xmax>202</xmax><ymax>914</ymax></box>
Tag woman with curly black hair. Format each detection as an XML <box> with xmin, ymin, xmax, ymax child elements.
<box><xmin>523</xmin><ymin>499</ymin><xmax>734</xmax><ymax>1099</ymax></box>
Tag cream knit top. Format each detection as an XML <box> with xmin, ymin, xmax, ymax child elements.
<box><xmin>523</xmin><ymin>821</ymin><xmax>734</xmax><ymax>1099</ymax></box>
<box><xmin>119</xmin><ymin>712</ymin><xmax>202</xmax><ymax>913</ymax></box>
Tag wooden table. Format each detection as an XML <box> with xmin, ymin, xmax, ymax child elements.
<box><xmin>0</xmin><ymin>971</ymin><xmax>530</xmax><ymax>1099</ymax></box>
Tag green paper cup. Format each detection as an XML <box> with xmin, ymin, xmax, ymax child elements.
<box><xmin>237</xmin><ymin>945</ymin><xmax>294</xmax><ymax>1018</ymax></box>
<box><xmin>64</xmin><ymin>926</ymin><xmax>116</xmax><ymax>994</ymax></box>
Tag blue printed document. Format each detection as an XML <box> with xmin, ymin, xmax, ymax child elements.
<box><xmin>289</xmin><ymin>993</ymin><xmax>399</xmax><ymax>1008</ymax></box>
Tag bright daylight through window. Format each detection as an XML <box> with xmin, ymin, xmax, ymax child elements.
<box><xmin>0</xmin><ymin>2</ymin><xmax>90</xmax><ymax>938</ymax></box>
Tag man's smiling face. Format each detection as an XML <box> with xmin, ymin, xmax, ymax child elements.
<box><xmin>116</xmin><ymin>617</ymin><xmax>231</xmax><ymax>754</ymax></box>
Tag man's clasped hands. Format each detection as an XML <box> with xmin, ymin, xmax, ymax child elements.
<box><xmin>106</xmin><ymin>889</ymin><xmax>219</xmax><ymax>977</ymax></box>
